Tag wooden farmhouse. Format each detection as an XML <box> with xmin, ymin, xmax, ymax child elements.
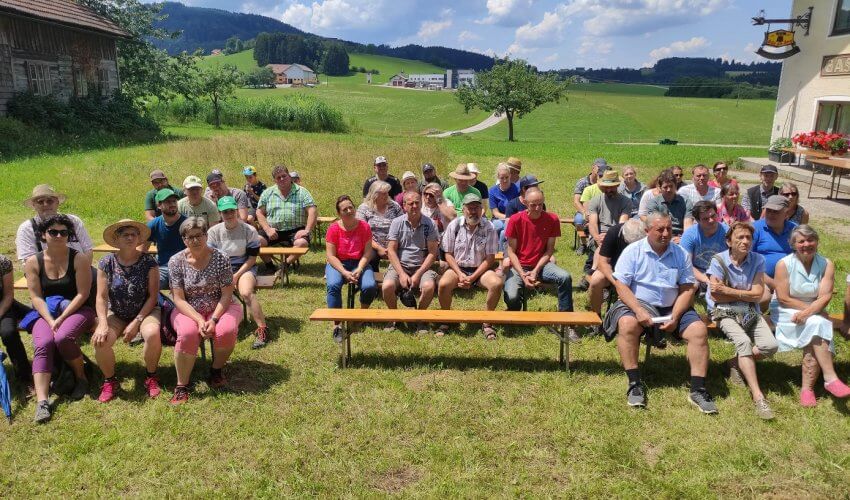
<box><xmin>266</xmin><ymin>63</ymin><xmax>318</xmax><ymax>86</ymax></box>
<box><xmin>0</xmin><ymin>0</ymin><xmax>130</xmax><ymax>115</ymax></box>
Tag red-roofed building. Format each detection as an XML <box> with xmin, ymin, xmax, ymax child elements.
<box><xmin>266</xmin><ymin>63</ymin><xmax>318</xmax><ymax>86</ymax></box>
<box><xmin>0</xmin><ymin>0</ymin><xmax>131</xmax><ymax>115</ymax></box>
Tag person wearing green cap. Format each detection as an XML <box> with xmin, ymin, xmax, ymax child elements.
<box><xmin>437</xmin><ymin>192</ymin><xmax>502</xmax><ymax>339</ymax></box>
<box><xmin>178</xmin><ymin>175</ymin><xmax>221</xmax><ymax>227</ymax></box>
<box><xmin>145</xmin><ymin>188</ymin><xmax>187</xmax><ymax>290</ymax></box>
<box><xmin>207</xmin><ymin>196</ymin><xmax>269</xmax><ymax>349</ymax></box>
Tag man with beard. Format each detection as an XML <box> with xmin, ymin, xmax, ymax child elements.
<box><xmin>145</xmin><ymin>189</ymin><xmax>187</xmax><ymax>290</ymax></box>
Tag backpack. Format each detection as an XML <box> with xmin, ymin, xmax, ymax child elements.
<box><xmin>158</xmin><ymin>293</ymin><xmax>178</xmax><ymax>346</ymax></box>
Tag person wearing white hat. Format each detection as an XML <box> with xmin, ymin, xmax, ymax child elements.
<box><xmin>443</xmin><ymin>164</ymin><xmax>482</xmax><ymax>217</ymax></box>
<box><xmin>363</xmin><ymin>156</ymin><xmax>402</xmax><ymax>199</ymax></box>
<box><xmin>394</xmin><ymin>171</ymin><xmax>421</xmax><ymax>205</ymax></box>
<box><xmin>178</xmin><ymin>175</ymin><xmax>221</xmax><ymax>227</ymax></box>
<box><xmin>15</xmin><ymin>184</ymin><xmax>94</xmax><ymax>263</ymax></box>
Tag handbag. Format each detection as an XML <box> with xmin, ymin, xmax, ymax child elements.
<box><xmin>710</xmin><ymin>255</ymin><xmax>759</xmax><ymax>331</ymax></box>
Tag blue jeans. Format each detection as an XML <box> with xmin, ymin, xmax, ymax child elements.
<box><xmin>326</xmin><ymin>260</ymin><xmax>377</xmax><ymax>308</ymax></box>
<box><xmin>159</xmin><ymin>265</ymin><xmax>170</xmax><ymax>291</ymax></box>
<box><xmin>492</xmin><ymin>218</ymin><xmax>506</xmax><ymax>251</ymax></box>
<box><xmin>504</xmin><ymin>262</ymin><xmax>573</xmax><ymax>312</ymax></box>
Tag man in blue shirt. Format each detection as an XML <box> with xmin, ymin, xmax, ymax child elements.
<box><xmin>608</xmin><ymin>211</ymin><xmax>716</xmax><ymax>413</ymax></box>
<box><xmin>752</xmin><ymin>194</ymin><xmax>796</xmax><ymax>306</ymax></box>
<box><xmin>145</xmin><ymin>189</ymin><xmax>187</xmax><ymax>290</ymax></box>
<box><xmin>680</xmin><ymin>201</ymin><xmax>727</xmax><ymax>293</ymax></box>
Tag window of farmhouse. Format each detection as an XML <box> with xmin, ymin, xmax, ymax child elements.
<box><xmin>98</xmin><ymin>68</ymin><xmax>110</xmax><ymax>96</ymax></box>
<box><xmin>834</xmin><ymin>0</ymin><xmax>850</xmax><ymax>36</ymax></box>
<box><xmin>816</xmin><ymin>102</ymin><xmax>850</xmax><ymax>136</ymax></box>
<box><xmin>26</xmin><ymin>63</ymin><xmax>52</xmax><ymax>96</ymax></box>
<box><xmin>74</xmin><ymin>68</ymin><xmax>88</xmax><ymax>97</ymax></box>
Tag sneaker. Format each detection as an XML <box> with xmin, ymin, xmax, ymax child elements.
<box><xmin>688</xmin><ymin>389</ymin><xmax>719</xmax><ymax>414</ymax></box>
<box><xmin>436</xmin><ymin>324</ymin><xmax>450</xmax><ymax>337</ymax></box>
<box><xmin>208</xmin><ymin>370</ymin><xmax>226</xmax><ymax>389</ymax></box>
<box><xmin>587</xmin><ymin>325</ymin><xmax>602</xmax><ymax>338</ymax></box>
<box><xmin>128</xmin><ymin>332</ymin><xmax>144</xmax><ymax>347</ymax></box>
<box><xmin>252</xmin><ymin>326</ymin><xmax>269</xmax><ymax>349</ymax></box>
<box><xmin>383</xmin><ymin>322</ymin><xmax>396</xmax><ymax>332</ymax></box>
<box><xmin>575</xmin><ymin>243</ymin><xmax>586</xmax><ymax>256</ymax></box>
<box><xmin>70</xmin><ymin>378</ymin><xmax>89</xmax><ymax>401</ymax></box>
<box><xmin>800</xmin><ymin>389</ymin><xmax>817</xmax><ymax>407</ymax></box>
<box><xmin>416</xmin><ymin>322</ymin><xmax>430</xmax><ymax>335</ymax></box>
<box><xmin>144</xmin><ymin>375</ymin><xmax>162</xmax><ymax>399</ymax></box>
<box><xmin>34</xmin><ymin>400</ymin><xmax>51</xmax><ymax>424</ymax></box>
<box><xmin>824</xmin><ymin>379</ymin><xmax>850</xmax><ymax>398</ymax></box>
<box><xmin>170</xmin><ymin>385</ymin><xmax>190</xmax><ymax>405</ymax></box>
<box><xmin>754</xmin><ymin>398</ymin><xmax>775</xmax><ymax>420</ymax></box>
<box><xmin>626</xmin><ymin>382</ymin><xmax>647</xmax><ymax>408</ymax></box>
<box><xmin>97</xmin><ymin>379</ymin><xmax>119</xmax><ymax>403</ymax></box>
<box><xmin>727</xmin><ymin>358</ymin><xmax>745</xmax><ymax>386</ymax></box>
<box><xmin>567</xmin><ymin>327</ymin><xmax>581</xmax><ymax>343</ymax></box>
<box><xmin>332</xmin><ymin>325</ymin><xmax>344</xmax><ymax>344</ymax></box>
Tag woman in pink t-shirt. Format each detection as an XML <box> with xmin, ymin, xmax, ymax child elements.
<box><xmin>716</xmin><ymin>182</ymin><xmax>751</xmax><ymax>225</ymax></box>
<box><xmin>325</xmin><ymin>195</ymin><xmax>376</xmax><ymax>342</ymax></box>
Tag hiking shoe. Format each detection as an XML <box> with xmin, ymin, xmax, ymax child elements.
<box><xmin>436</xmin><ymin>324</ymin><xmax>450</xmax><ymax>337</ymax></box>
<box><xmin>332</xmin><ymin>325</ymin><xmax>344</xmax><ymax>344</ymax></box>
<box><xmin>170</xmin><ymin>385</ymin><xmax>190</xmax><ymax>405</ymax></box>
<box><xmin>626</xmin><ymin>382</ymin><xmax>647</xmax><ymax>408</ymax></box>
<box><xmin>727</xmin><ymin>358</ymin><xmax>745</xmax><ymax>386</ymax></box>
<box><xmin>97</xmin><ymin>379</ymin><xmax>119</xmax><ymax>403</ymax></box>
<box><xmin>208</xmin><ymin>371</ymin><xmax>226</xmax><ymax>389</ymax></box>
<box><xmin>383</xmin><ymin>322</ymin><xmax>396</xmax><ymax>332</ymax></box>
<box><xmin>754</xmin><ymin>398</ymin><xmax>775</xmax><ymax>420</ymax></box>
<box><xmin>128</xmin><ymin>332</ymin><xmax>144</xmax><ymax>347</ymax></box>
<box><xmin>688</xmin><ymin>389</ymin><xmax>719</xmax><ymax>414</ymax></box>
<box><xmin>144</xmin><ymin>375</ymin><xmax>162</xmax><ymax>399</ymax></box>
<box><xmin>416</xmin><ymin>322</ymin><xmax>430</xmax><ymax>335</ymax></box>
<box><xmin>567</xmin><ymin>327</ymin><xmax>581</xmax><ymax>343</ymax></box>
<box><xmin>252</xmin><ymin>326</ymin><xmax>269</xmax><ymax>349</ymax></box>
<box><xmin>34</xmin><ymin>400</ymin><xmax>51</xmax><ymax>424</ymax></box>
<box><xmin>70</xmin><ymin>378</ymin><xmax>89</xmax><ymax>401</ymax></box>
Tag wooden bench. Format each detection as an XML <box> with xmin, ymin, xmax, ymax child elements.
<box><xmin>559</xmin><ymin>218</ymin><xmax>585</xmax><ymax>250</ymax></box>
<box><xmin>313</xmin><ymin>216</ymin><xmax>338</xmax><ymax>247</ymax></box>
<box><xmin>309</xmin><ymin>308</ymin><xmax>601</xmax><ymax>372</ymax></box>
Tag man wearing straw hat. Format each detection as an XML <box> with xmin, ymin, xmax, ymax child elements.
<box><xmin>15</xmin><ymin>184</ymin><xmax>94</xmax><ymax>263</ymax></box>
<box><xmin>443</xmin><ymin>164</ymin><xmax>482</xmax><ymax>217</ymax></box>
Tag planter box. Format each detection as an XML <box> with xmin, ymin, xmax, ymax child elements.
<box><xmin>768</xmin><ymin>151</ymin><xmax>795</xmax><ymax>163</ymax></box>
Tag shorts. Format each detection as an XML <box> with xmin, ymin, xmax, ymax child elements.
<box><xmin>619</xmin><ymin>305</ymin><xmax>701</xmax><ymax>337</ymax></box>
<box><xmin>231</xmin><ymin>262</ymin><xmax>258</xmax><ymax>277</ymax></box>
<box><xmin>106</xmin><ymin>307</ymin><xmax>162</xmax><ymax>332</ymax></box>
<box><xmin>260</xmin><ymin>226</ymin><xmax>310</xmax><ymax>247</ymax></box>
<box><xmin>384</xmin><ymin>265</ymin><xmax>438</xmax><ymax>289</ymax></box>
<box><xmin>459</xmin><ymin>266</ymin><xmax>481</xmax><ymax>286</ymax></box>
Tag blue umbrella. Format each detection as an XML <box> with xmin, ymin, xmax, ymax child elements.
<box><xmin>0</xmin><ymin>351</ymin><xmax>11</xmax><ymax>424</ymax></box>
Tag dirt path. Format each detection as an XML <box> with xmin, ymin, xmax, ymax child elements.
<box><xmin>427</xmin><ymin>113</ymin><xmax>506</xmax><ymax>138</ymax></box>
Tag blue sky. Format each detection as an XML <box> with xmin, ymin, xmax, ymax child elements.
<box><xmin>173</xmin><ymin>0</ymin><xmax>793</xmax><ymax>70</ymax></box>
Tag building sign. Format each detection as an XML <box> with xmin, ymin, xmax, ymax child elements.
<box><xmin>765</xmin><ymin>29</ymin><xmax>795</xmax><ymax>47</ymax></box>
<box><xmin>821</xmin><ymin>54</ymin><xmax>850</xmax><ymax>77</ymax></box>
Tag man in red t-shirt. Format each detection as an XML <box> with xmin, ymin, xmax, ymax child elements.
<box><xmin>504</xmin><ymin>188</ymin><xmax>574</xmax><ymax>316</ymax></box>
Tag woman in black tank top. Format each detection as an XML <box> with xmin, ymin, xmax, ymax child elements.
<box><xmin>24</xmin><ymin>214</ymin><xmax>96</xmax><ymax>424</ymax></box>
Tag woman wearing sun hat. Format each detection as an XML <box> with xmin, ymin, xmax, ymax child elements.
<box><xmin>92</xmin><ymin>219</ymin><xmax>162</xmax><ymax>403</ymax></box>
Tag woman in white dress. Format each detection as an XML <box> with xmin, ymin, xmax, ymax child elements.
<box><xmin>773</xmin><ymin>224</ymin><xmax>850</xmax><ymax>407</ymax></box>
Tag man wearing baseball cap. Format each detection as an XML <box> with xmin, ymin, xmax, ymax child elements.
<box><xmin>363</xmin><ymin>156</ymin><xmax>402</xmax><ymax>199</ymax></box>
<box><xmin>420</xmin><ymin>163</ymin><xmax>448</xmax><ymax>190</ymax></box>
<box><xmin>742</xmin><ymin>165</ymin><xmax>780</xmax><ymax>221</ymax></box>
<box><xmin>204</xmin><ymin>170</ymin><xmax>251</xmax><ymax>223</ymax></box>
<box><xmin>503</xmin><ymin>175</ymin><xmax>546</xmax><ymax>219</ymax></box>
<box><xmin>242</xmin><ymin>166</ymin><xmax>267</xmax><ymax>223</ymax></box>
<box><xmin>443</xmin><ymin>164</ymin><xmax>482</xmax><ymax>217</ymax></box>
<box><xmin>437</xmin><ymin>193</ymin><xmax>502</xmax><ymax>339</ymax></box>
<box><xmin>145</xmin><ymin>188</ymin><xmax>187</xmax><ymax>290</ymax></box>
<box><xmin>752</xmin><ymin>194</ymin><xmax>796</xmax><ymax>306</ymax></box>
<box><xmin>178</xmin><ymin>175</ymin><xmax>221</xmax><ymax>227</ymax></box>
<box><xmin>144</xmin><ymin>170</ymin><xmax>183</xmax><ymax>221</ymax></box>
<box><xmin>16</xmin><ymin>184</ymin><xmax>95</xmax><ymax>263</ymax></box>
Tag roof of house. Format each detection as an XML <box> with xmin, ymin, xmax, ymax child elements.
<box><xmin>267</xmin><ymin>63</ymin><xmax>315</xmax><ymax>74</ymax></box>
<box><xmin>390</xmin><ymin>73</ymin><xmax>409</xmax><ymax>80</ymax></box>
<box><xmin>0</xmin><ymin>0</ymin><xmax>131</xmax><ymax>38</ymax></box>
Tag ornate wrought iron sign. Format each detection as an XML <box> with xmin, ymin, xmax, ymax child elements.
<box><xmin>751</xmin><ymin>7</ymin><xmax>812</xmax><ymax>60</ymax></box>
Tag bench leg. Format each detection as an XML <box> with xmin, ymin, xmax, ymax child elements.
<box><xmin>346</xmin><ymin>282</ymin><xmax>356</xmax><ymax>309</ymax></box>
<box><xmin>548</xmin><ymin>325</ymin><xmax>570</xmax><ymax>374</ymax></box>
<box><xmin>339</xmin><ymin>321</ymin><xmax>353</xmax><ymax>368</ymax></box>
<box><xmin>808</xmin><ymin>166</ymin><xmax>816</xmax><ymax>198</ymax></box>
<box><xmin>643</xmin><ymin>339</ymin><xmax>651</xmax><ymax>365</ymax></box>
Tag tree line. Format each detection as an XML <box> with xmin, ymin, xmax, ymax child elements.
<box><xmin>253</xmin><ymin>33</ymin><xmax>349</xmax><ymax>76</ymax></box>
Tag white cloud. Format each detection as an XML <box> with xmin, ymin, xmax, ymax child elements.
<box><xmin>514</xmin><ymin>9</ymin><xmax>568</xmax><ymax>47</ymax></box>
<box><xmin>280</xmin><ymin>0</ymin><xmax>383</xmax><ymax>31</ymax></box>
<box><xmin>458</xmin><ymin>30</ymin><xmax>480</xmax><ymax>43</ymax></box>
<box><xmin>647</xmin><ymin>36</ymin><xmax>710</xmax><ymax>62</ymax></box>
<box><xmin>577</xmin><ymin>36</ymin><xmax>612</xmax><ymax>56</ymax></box>
<box><xmin>559</xmin><ymin>0</ymin><xmax>730</xmax><ymax>37</ymax></box>
<box><xmin>418</xmin><ymin>19</ymin><xmax>452</xmax><ymax>41</ymax></box>
<box><xmin>543</xmin><ymin>52</ymin><xmax>559</xmax><ymax>63</ymax></box>
<box><xmin>477</xmin><ymin>0</ymin><xmax>533</xmax><ymax>26</ymax></box>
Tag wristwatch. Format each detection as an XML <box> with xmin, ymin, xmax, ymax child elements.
<box><xmin>211</xmin><ymin>316</ymin><xmax>220</xmax><ymax>324</ymax></box>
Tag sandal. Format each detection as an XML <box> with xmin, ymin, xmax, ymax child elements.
<box><xmin>436</xmin><ymin>324</ymin><xmax>450</xmax><ymax>337</ymax></box>
<box><xmin>482</xmin><ymin>324</ymin><xmax>497</xmax><ymax>340</ymax></box>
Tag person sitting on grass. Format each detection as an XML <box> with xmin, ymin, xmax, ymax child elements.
<box><xmin>443</xmin><ymin>164</ymin><xmax>482</xmax><ymax>217</ymax></box>
<box><xmin>382</xmin><ymin>192</ymin><xmax>440</xmax><ymax>334</ymax></box>
<box><xmin>437</xmin><ymin>193</ymin><xmax>502</xmax><ymax>339</ymax></box>
<box><xmin>207</xmin><ymin>196</ymin><xmax>269</xmax><ymax>350</ymax></box>
<box><xmin>503</xmin><ymin>188</ymin><xmax>576</xmax><ymax>336</ymax></box>
<box><xmin>325</xmin><ymin>195</ymin><xmax>377</xmax><ymax>343</ymax></box>
<box><xmin>256</xmin><ymin>164</ymin><xmax>318</xmax><ymax>270</ymax></box>
<box><xmin>144</xmin><ymin>169</ymin><xmax>183</xmax><ymax>221</ymax></box>
<box><xmin>204</xmin><ymin>171</ymin><xmax>251</xmax><ymax>222</ymax></box>
<box><xmin>25</xmin><ymin>215</ymin><xmax>96</xmax><ymax>424</ymax></box>
<box><xmin>587</xmin><ymin>218</ymin><xmax>646</xmax><ymax>324</ymax></box>
<box><xmin>168</xmin><ymin>217</ymin><xmax>242</xmax><ymax>405</ymax></box>
<box><xmin>394</xmin><ymin>171</ymin><xmax>421</xmax><ymax>205</ymax></box>
<box><xmin>779</xmin><ymin>182</ymin><xmax>809</xmax><ymax>225</ymax></box>
<box><xmin>678</xmin><ymin>164</ymin><xmax>719</xmax><ymax>205</ymax></box>
<box><xmin>716</xmin><ymin>182</ymin><xmax>751</xmax><ymax>225</ymax></box>
<box><xmin>644</xmin><ymin>169</ymin><xmax>694</xmax><ymax>243</ymax></box>
<box><xmin>145</xmin><ymin>189</ymin><xmax>187</xmax><ymax>290</ymax></box>
<box><xmin>363</xmin><ymin>156</ymin><xmax>402</xmax><ymax>199</ymax></box>
<box><xmin>16</xmin><ymin>184</ymin><xmax>94</xmax><ymax>264</ymax></box>
<box><xmin>680</xmin><ymin>201</ymin><xmax>727</xmax><ymax>295</ymax></box>
<box><xmin>0</xmin><ymin>253</ymin><xmax>32</xmax><ymax>396</ymax></box>
<box><xmin>177</xmin><ymin>175</ymin><xmax>221</xmax><ymax>227</ymax></box>
<box><xmin>488</xmin><ymin>162</ymin><xmax>520</xmax><ymax>240</ymax></box>
<box><xmin>357</xmin><ymin>180</ymin><xmax>404</xmax><ymax>272</ymax></box>
<box><xmin>604</xmin><ymin>211</ymin><xmax>716</xmax><ymax>414</ymax></box>
<box><xmin>706</xmin><ymin>221</ymin><xmax>777</xmax><ymax>420</ymax></box>
<box><xmin>242</xmin><ymin>165</ymin><xmax>267</xmax><ymax>224</ymax></box>
<box><xmin>92</xmin><ymin>220</ymin><xmax>162</xmax><ymax>403</ymax></box>
<box><xmin>771</xmin><ymin>225</ymin><xmax>850</xmax><ymax>407</ymax></box>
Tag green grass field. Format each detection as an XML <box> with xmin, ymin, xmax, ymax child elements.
<box><xmin>2</xmin><ymin>81</ymin><xmax>850</xmax><ymax>496</ymax></box>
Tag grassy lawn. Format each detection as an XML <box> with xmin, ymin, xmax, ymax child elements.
<box><xmin>2</xmin><ymin>127</ymin><xmax>850</xmax><ymax>496</ymax></box>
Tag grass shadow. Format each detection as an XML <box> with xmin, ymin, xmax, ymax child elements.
<box><xmin>348</xmin><ymin>352</ymin><xmax>566</xmax><ymax>373</ymax></box>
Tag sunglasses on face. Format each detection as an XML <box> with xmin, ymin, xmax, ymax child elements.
<box><xmin>781</xmin><ymin>191</ymin><xmax>798</xmax><ymax>197</ymax></box>
<box><xmin>47</xmin><ymin>229</ymin><xmax>69</xmax><ymax>237</ymax></box>
<box><xmin>714</xmin><ymin>167</ymin><xmax>728</xmax><ymax>172</ymax></box>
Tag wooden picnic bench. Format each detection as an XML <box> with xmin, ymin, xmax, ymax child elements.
<box><xmin>309</xmin><ymin>308</ymin><xmax>601</xmax><ymax>372</ymax></box>
<box><xmin>560</xmin><ymin>218</ymin><xmax>585</xmax><ymax>250</ymax></box>
<box><xmin>779</xmin><ymin>147</ymin><xmax>833</xmax><ymax>168</ymax></box>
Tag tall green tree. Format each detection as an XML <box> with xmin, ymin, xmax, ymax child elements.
<box><xmin>455</xmin><ymin>58</ymin><xmax>569</xmax><ymax>141</ymax></box>
<box><xmin>320</xmin><ymin>43</ymin><xmax>350</xmax><ymax>76</ymax></box>
<box><xmin>197</xmin><ymin>64</ymin><xmax>243</xmax><ymax>128</ymax></box>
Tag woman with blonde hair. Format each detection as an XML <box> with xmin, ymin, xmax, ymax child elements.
<box><xmin>357</xmin><ymin>180</ymin><xmax>403</xmax><ymax>271</ymax></box>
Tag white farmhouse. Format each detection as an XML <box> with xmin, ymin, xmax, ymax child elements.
<box><xmin>266</xmin><ymin>64</ymin><xmax>318</xmax><ymax>86</ymax></box>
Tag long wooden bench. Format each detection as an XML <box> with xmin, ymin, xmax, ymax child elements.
<box><xmin>309</xmin><ymin>308</ymin><xmax>601</xmax><ymax>372</ymax></box>
<box><xmin>313</xmin><ymin>216</ymin><xmax>338</xmax><ymax>246</ymax></box>
<box><xmin>559</xmin><ymin>218</ymin><xmax>586</xmax><ymax>250</ymax></box>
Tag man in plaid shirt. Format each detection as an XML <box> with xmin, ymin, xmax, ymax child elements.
<box><xmin>257</xmin><ymin>164</ymin><xmax>317</xmax><ymax>267</ymax></box>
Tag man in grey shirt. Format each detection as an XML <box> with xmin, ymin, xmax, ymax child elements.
<box><xmin>204</xmin><ymin>171</ymin><xmax>251</xmax><ymax>222</ymax></box>
<box><xmin>583</xmin><ymin>170</ymin><xmax>633</xmax><ymax>278</ymax></box>
<box><xmin>16</xmin><ymin>184</ymin><xmax>94</xmax><ymax>263</ymax></box>
<box><xmin>383</xmin><ymin>191</ymin><xmax>440</xmax><ymax>333</ymax></box>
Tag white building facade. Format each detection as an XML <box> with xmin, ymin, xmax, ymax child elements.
<box><xmin>772</xmin><ymin>1</ymin><xmax>850</xmax><ymax>143</ymax></box>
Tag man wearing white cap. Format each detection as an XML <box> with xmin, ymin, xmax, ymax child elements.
<box><xmin>443</xmin><ymin>164</ymin><xmax>482</xmax><ymax>217</ymax></box>
<box><xmin>16</xmin><ymin>184</ymin><xmax>94</xmax><ymax>263</ymax></box>
<box><xmin>178</xmin><ymin>176</ymin><xmax>221</xmax><ymax>227</ymax></box>
<box><xmin>363</xmin><ymin>156</ymin><xmax>402</xmax><ymax>199</ymax></box>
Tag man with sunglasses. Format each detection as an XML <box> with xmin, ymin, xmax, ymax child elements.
<box><xmin>742</xmin><ymin>165</ymin><xmax>779</xmax><ymax>221</ymax></box>
<box><xmin>678</xmin><ymin>164</ymin><xmax>719</xmax><ymax>206</ymax></box>
<box><xmin>672</xmin><ymin>166</ymin><xmax>685</xmax><ymax>190</ymax></box>
<box><xmin>144</xmin><ymin>189</ymin><xmax>187</xmax><ymax>290</ymax></box>
<box><xmin>16</xmin><ymin>184</ymin><xmax>94</xmax><ymax>263</ymax></box>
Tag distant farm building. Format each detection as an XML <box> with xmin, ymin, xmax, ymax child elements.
<box><xmin>210</xmin><ymin>49</ymin><xmax>223</xmax><ymax>56</ymax></box>
<box><xmin>0</xmin><ymin>0</ymin><xmax>130</xmax><ymax>115</ymax></box>
<box><xmin>389</xmin><ymin>69</ymin><xmax>476</xmax><ymax>89</ymax></box>
<box><xmin>266</xmin><ymin>64</ymin><xmax>318</xmax><ymax>86</ymax></box>
<box><xmin>389</xmin><ymin>72</ymin><xmax>409</xmax><ymax>86</ymax></box>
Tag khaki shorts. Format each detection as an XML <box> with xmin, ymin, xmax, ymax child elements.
<box><xmin>384</xmin><ymin>266</ymin><xmax>438</xmax><ymax>289</ymax></box>
<box><xmin>106</xmin><ymin>306</ymin><xmax>162</xmax><ymax>333</ymax></box>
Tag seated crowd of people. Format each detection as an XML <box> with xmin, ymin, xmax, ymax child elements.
<box><xmin>1</xmin><ymin>156</ymin><xmax>849</xmax><ymax>424</ymax></box>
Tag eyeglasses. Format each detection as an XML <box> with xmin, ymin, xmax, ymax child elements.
<box><xmin>182</xmin><ymin>233</ymin><xmax>206</xmax><ymax>242</ymax></box>
<box><xmin>47</xmin><ymin>229</ymin><xmax>69</xmax><ymax>237</ymax></box>
<box><xmin>781</xmin><ymin>192</ymin><xmax>798</xmax><ymax>197</ymax></box>
<box><xmin>714</xmin><ymin>167</ymin><xmax>728</xmax><ymax>172</ymax></box>
<box><xmin>274</xmin><ymin>176</ymin><xmax>289</xmax><ymax>181</ymax></box>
